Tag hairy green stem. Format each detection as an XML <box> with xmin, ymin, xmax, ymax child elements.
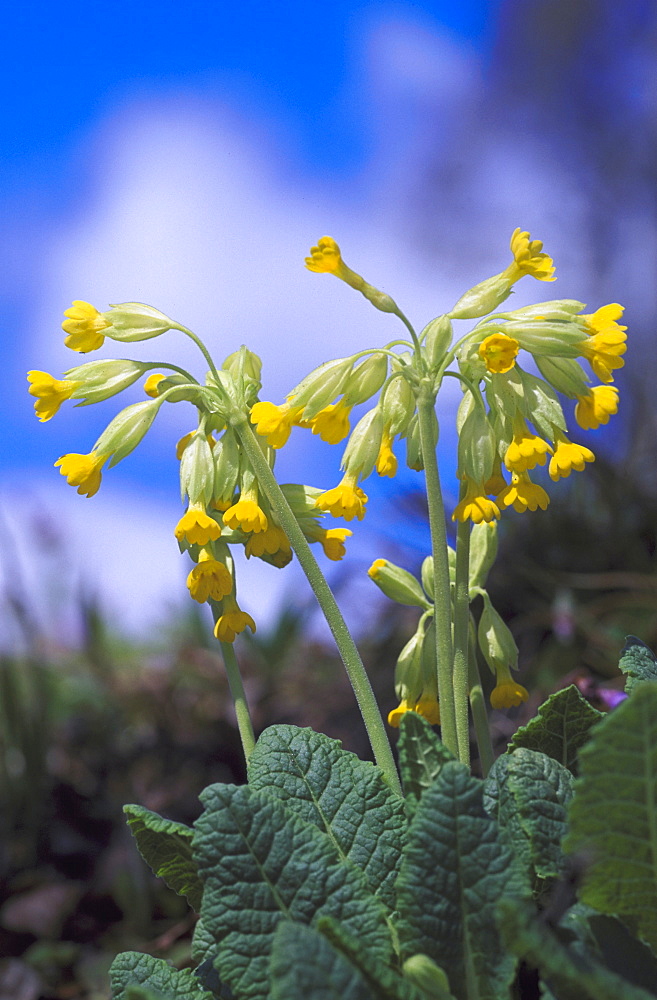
<box><xmin>177</xmin><ymin>325</ymin><xmax>222</xmax><ymax>384</ymax></box>
<box><xmin>453</xmin><ymin>517</ymin><xmax>472</xmax><ymax>768</ymax></box>
<box><xmin>416</xmin><ymin>384</ymin><xmax>458</xmax><ymax>758</ymax></box>
<box><xmin>233</xmin><ymin>416</ymin><xmax>402</xmax><ymax>796</ymax></box>
<box><xmin>467</xmin><ymin>638</ymin><xmax>494</xmax><ymax>777</ymax></box>
<box><xmin>219</xmin><ymin>639</ymin><xmax>256</xmax><ymax>762</ymax></box>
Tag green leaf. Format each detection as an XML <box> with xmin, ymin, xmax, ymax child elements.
<box><xmin>270</xmin><ymin>922</ymin><xmax>377</xmax><ymax>1000</ymax></box>
<box><xmin>563</xmin><ymin>684</ymin><xmax>657</xmax><ymax>951</ymax></box>
<box><xmin>499</xmin><ymin>900</ymin><xmax>657</xmax><ymax>1000</ymax></box>
<box><xmin>395</xmin><ymin>760</ymin><xmax>527</xmax><ymax>1000</ymax></box>
<box><xmin>619</xmin><ymin>635</ymin><xmax>657</xmax><ymax>693</ymax></box>
<box><xmin>484</xmin><ymin>748</ymin><xmax>574</xmax><ymax>881</ymax></box>
<box><xmin>508</xmin><ymin>685</ymin><xmax>603</xmax><ymax>774</ymax></box>
<box><xmin>247</xmin><ymin>725</ymin><xmax>407</xmax><ymax>909</ymax></box>
<box><xmin>124</xmin><ymin>804</ymin><xmax>203</xmax><ymax>912</ymax></box>
<box><xmin>193</xmin><ymin>783</ymin><xmax>392</xmax><ymax>1000</ymax></box>
<box><xmin>560</xmin><ymin>904</ymin><xmax>657</xmax><ymax>995</ymax></box>
<box><xmin>110</xmin><ymin>951</ymin><xmax>213</xmax><ymax>1000</ymax></box>
<box><xmin>397</xmin><ymin>712</ymin><xmax>455</xmax><ymax>817</ymax></box>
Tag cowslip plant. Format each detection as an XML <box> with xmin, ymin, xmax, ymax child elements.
<box><xmin>27</xmin><ymin>232</ymin><xmax>656</xmax><ymax>1000</ymax></box>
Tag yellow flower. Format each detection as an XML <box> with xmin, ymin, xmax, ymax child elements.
<box><xmin>497</xmin><ymin>471</ymin><xmax>549</xmax><ymax>513</ymax></box>
<box><xmin>27</xmin><ymin>370</ymin><xmax>80</xmax><ymax>422</ymax></box>
<box><xmin>387</xmin><ymin>697</ymin><xmax>440</xmax><ymax>727</ymax></box>
<box><xmin>315</xmin><ymin>474</ymin><xmax>368</xmax><ymax>521</ymax></box>
<box><xmin>186</xmin><ymin>549</ymin><xmax>233</xmax><ymax>603</ymax></box>
<box><xmin>574</xmin><ymin>385</ymin><xmax>619</xmax><ymax>430</ymax></box>
<box><xmin>55</xmin><ymin>451</ymin><xmax>107</xmax><ymax>497</ymax></box>
<box><xmin>581</xmin><ymin>303</ymin><xmax>626</xmax><ymax>338</ymax></box>
<box><xmin>504</xmin><ymin>420</ymin><xmax>553</xmax><ymax>473</ymax></box>
<box><xmin>490</xmin><ymin>665</ymin><xmax>529</xmax><ymax>709</ymax></box>
<box><xmin>304</xmin><ymin>525</ymin><xmax>352</xmax><ymax>560</ymax></box>
<box><xmin>214</xmin><ymin>600</ymin><xmax>256</xmax><ymax>643</ymax></box>
<box><xmin>244</xmin><ymin>525</ymin><xmax>290</xmax><ymax>558</ymax></box>
<box><xmin>223</xmin><ymin>496</ymin><xmax>268</xmax><ymax>534</ymax></box>
<box><xmin>250</xmin><ymin>400</ymin><xmax>303</xmax><ymax>449</ymax></box>
<box><xmin>174</xmin><ymin>504</ymin><xmax>222</xmax><ymax>545</ymax></box>
<box><xmin>452</xmin><ymin>477</ymin><xmax>501</xmax><ymax>524</ymax></box>
<box><xmin>308</xmin><ymin>399</ymin><xmax>352</xmax><ymax>444</ymax></box>
<box><xmin>61</xmin><ymin>301</ymin><xmax>111</xmax><ymax>353</ymax></box>
<box><xmin>376</xmin><ymin>429</ymin><xmax>397</xmax><ymax>477</ymax></box>
<box><xmin>507</xmin><ymin>228</ymin><xmax>556</xmax><ymax>282</ymax></box>
<box><xmin>478</xmin><ymin>333</ymin><xmax>519</xmax><ymax>374</ymax></box>
<box><xmin>548</xmin><ymin>434</ymin><xmax>595</xmax><ymax>481</ymax></box>
<box><xmin>304</xmin><ymin>236</ymin><xmax>364</xmax><ymax>290</ymax></box>
<box><xmin>578</xmin><ymin>328</ymin><xmax>627</xmax><ymax>383</ymax></box>
<box><xmin>144</xmin><ymin>373</ymin><xmax>166</xmax><ymax>397</ymax></box>
<box><xmin>484</xmin><ymin>460</ymin><xmax>507</xmax><ymax>497</ymax></box>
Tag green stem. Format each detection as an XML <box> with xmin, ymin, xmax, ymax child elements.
<box><xmin>232</xmin><ymin>416</ymin><xmax>402</xmax><ymax>796</ymax></box>
<box><xmin>467</xmin><ymin>637</ymin><xmax>494</xmax><ymax>777</ymax></box>
<box><xmin>453</xmin><ymin>517</ymin><xmax>472</xmax><ymax>768</ymax></box>
<box><xmin>416</xmin><ymin>383</ymin><xmax>458</xmax><ymax>758</ymax></box>
<box><xmin>218</xmin><ymin>638</ymin><xmax>256</xmax><ymax>762</ymax></box>
<box><xmin>176</xmin><ymin>325</ymin><xmax>222</xmax><ymax>384</ymax></box>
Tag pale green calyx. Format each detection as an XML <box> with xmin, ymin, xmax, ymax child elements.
<box><xmin>291</xmin><ymin>357</ymin><xmax>354</xmax><ymax>418</ymax></box>
<box><xmin>66</xmin><ymin>358</ymin><xmax>151</xmax><ymax>404</ymax></box>
<box><xmin>422</xmin><ymin>315</ymin><xmax>453</xmax><ymax>369</ymax></box>
<box><xmin>402</xmin><ymin>955</ymin><xmax>452</xmax><ymax>1000</ymax></box>
<box><xmin>180</xmin><ymin>430</ymin><xmax>216</xmax><ymax>506</ymax></box>
<box><xmin>535</xmin><ymin>355</ymin><xmax>590</xmax><ymax>399</ymax></box>
<box><xmin>477</xmin><ymin>592</ymin><xmax>518</xmax><ymax>676</ymax></box>
<box><xmin>342</xmin><ymin>353</ymin><xmax>388</xmax><ymax>405</ymax></box>
<box><xmin>468</xmin><ymin>521</ymin><xmax>498</xmax><ymax>594</ymax></box>
<box><xmin>449</xmin><ymin>272</ymin><xmax>514</xmax><ymax>320</ymax></box>
<box><xmin>368</xmin><ymin>558</ymin><xmax>431</xmax><ymax>609</ymax></box>
<box><xmin>213</xmin><ymin>429</ymin><xmax>242</xmax><ymax>507</ymax></box>
<box><xmin>341</xmin><ymin>408</ymin><xmax>384</xmax><ymax>479</ymax></box>
<box><xmin>103</xmin><ymin>302</ymin><xmax>179</xmax><ymax>342</ymax></box>
<box><xmin>94</xmin><ymin>397</ymin><xmax>163</xmax><ymax>466</ymax></box>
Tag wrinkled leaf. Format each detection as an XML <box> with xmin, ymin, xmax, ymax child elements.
<box><xmin>248</xmin><ymin>725</ymin><xmax>406</xmax><ymax>908</ymax></box>
<box><xmin>110</xmin><ymin>951</ymin><xmax>212</xmax><ymax>1000</ymax></box>
<box><xmin>619</xmin><ymin>635</ymin><xmax>657</xmax><ymax>694</ymax></box>
<box><xmin>508</xmin><ymin>685</ymin><xmax>603</xmax><ymax>774</ymax></box>
<box><xmin>397</xmin><ymin>712</ymin><xmax>455</xmax><ymax>817</ymax></box>
<box><xmin>124</xmin><ymin>805</ymin><xmax>203</xmax><ymax>912</ymax></box>
<box><xmin>395</xmin><ymin>761</ymin><xmax>527</xmax><ymax>1000</ymax></box>
<box><xmin>270</xmin><ymin>922</ymin><xmax>377</xmax><ymax>1000</ymax></box>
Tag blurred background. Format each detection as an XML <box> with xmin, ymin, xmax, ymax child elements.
<box><xmin>1</xmin><ymin>0</ymin><xmax>656</xmax><ymax>996</ymax></box>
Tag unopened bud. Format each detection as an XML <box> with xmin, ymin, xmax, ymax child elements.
<box><xmin>94</xmin><ymin>398</ymin><xmax>163</xmax><ymax>465</ymax></box>
<box><xmin>180</xmin><ymin>431</ymin><xmax>215</xmax><ymax>506</ymax></box>
<box><xmin>403</xmin><ymin>955</ymin><xmax>452</xmax><ymax>1000</ymax></box>
<box><xmin>342</xmin><ymin>408</ymin><xmax>384</xmax><ymax>479</ymax></box>
<box><xmin>449</xmin><ymin>272</ymin><xmax>514</xmax><ymax>321</ymax></box>
<box><xmin>422</xmin><ymin>315</ymin><xmax>453</xmax><ymax>369</ymax></box>
<box><xmin>535</xmin><ymin>355</ymin><xmax>590</xmax><ymax>399</ymax></box>
<box><xmin>291</xmin><ymin>358</ymin><xmax>354</xmax><ymax>418</ymax></box>
<box><xmin>65</xmin><ymin>359</ymin><xmax>150</xmax><ymax>404</ymax></box>
<box><xmin>477</xmin><ymin>593</ymin><xmax>518</xmax><ymax>676</ymax></box>
<box><xmin>103</xmin><ymin>302</ymin><xmax>178</xmax><ymax>342</ymax></box>
<box><xmin>468</xmin><ymin>521</ymin><xmax>498</xmax><ymax>594</ymax></box>
<box><xmin>342</xmin><ymin>353</ymin><xmax>388</xmax><ymax>405</ymax></box>
<box><xmin>368</xmin><ymin>559</ymin><xmax>430</xmax><ymax>609</ymax></box>
<box><xmin>381</xmin><ymin>374</ymin><xmax>416</xmax><ymax>437</ymax></box>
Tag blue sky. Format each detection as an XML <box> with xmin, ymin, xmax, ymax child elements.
<box><xmin>1</xmin><ymin>0</ymin><xmax>648</xmax><ymax>642</ymax></box>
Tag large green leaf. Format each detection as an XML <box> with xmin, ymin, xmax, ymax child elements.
<box><xmin>563</xmin><ymin>683</ymin><xmax>657</xmax><ymax>951</ymax></box>
<box><xmin>247</xmin><ymin>725</ymin><xmax>406</xmax><ymax>909</ymax></box>
<box><xmin>395</xmin><ymin>760</ymin><xmax>527</xmax><ymax>1000</ymax></box>
<box><xmin>397</xmin><ymin>712</ymin><xmax>455</xmax><ymax>817</ymax></box>
<box><xmin>484</xmin><ymin>748</ymin><xmax>574</xmax><ymax>881</ymax></box>
<box><xmin>193</xmin><ymin>783</ymin><xmax>392</xmax><ymax>1000</ymax></box>
<box><xmin>110</xmin><ymin>951</ymin><xmax>213</xmax><ymax>1000</ymax></box>
<box><xmin>508</xmin><ymin>685</ymin><xmax>603</xmax><ymax>774</ymax></box>
<box><xmin>270</xmin><ymin>922</ymin><xmax>377</xmax><ymax>1000</ymax></box>
<box><xmin>124</xmin><ymin>804</ymin><xmax>203</xmax><ymax>912</ymax></box>
<box><xmin>619</xmin><ymin>635</ymin><xmax>657</xmax><ymax>693</ymax></box>
<box><xmin>499</xmin><ymin>900</ymin><xmax>657</xmax><ymax>1000</ymax></box>
<box><xmin>560</xmin><ymin>904</ymin><xmax>657</xmax><ymax>995</ymax></box>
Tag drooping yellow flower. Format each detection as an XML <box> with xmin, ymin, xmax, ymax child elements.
<box><xmin>315</xmin><ymin>473</ymin><xmax>368</xmax><ymax>521</ymax></box>
<box><xmin>388</xmin><ymin>699</ymin><xmax>413</xmax><ymax>728</ymax></box>
<box><xmin>548</xmin><ymin>434</ymin><xmax>595</xmax><ymax>481</ymax></box>
<box><xmin>250</xmin><ymin>400</ymin><xmax>303</xmax><ymax>449</ymax></box>
<box><xmin>214</xmin><ymin>599</ymin><xmax>256</xmax><ymax>643</ymax></box>
<box><xmin>578</xmin><ymin>327</ymin><xmax>627</xmax><ymax>383</ymax></box>
<box><xmin>223</xmin><ymin>494</ymin><xmax>268</xmax><ymax>534</ymax></box>
<box><xmin>478</xmin><ymin>333</ymin><xmax>520</xmax><ymax>374</ymax></box>
<box><xmin>507</xmin><ymin>228</ymin><xmax>556</xmax><ymax>282</ymax></box>
<box><xmin>376</xmin><ymin>428</ymin><xmax>397</xmax><ymax>477</ymax></box>
<box><xmin>581</xmin><ymin>303</ymin><xmax>626</xmax><ymax>338</ymax></box>
<box><xmin>186</xmin><ymin>548</ymin><xmax>233</xmax><ymax>603</ymax></box>
<box><xmin>304</xmin><ymin>237</ymin><xmax>364</xmax><ymax>290</ymax></box>
<box><xmin>497</xmin><ymin>471</ymin><xmax>549</xmax><ymax>513</ymax></box>
<box><xmin>490</xmin><ymin>664</ymin><xmax>529</xmax><ymax>710</ymax></box>
<box><xmin>388</xmin><ymin>696</ymin><xmax>440</xmax><ymax>728</ymax></box>
<box><xmin>244</xmin><ymin>524</ymin><xmax>290</xmax><ymax>558</ymax></box>
<box><xmin>504</xmin><ymin>420</ymin><xmax>553</xmax><ymax>473</ymax></box>
<box><xmin>61</xmin><ymin>301</ymin><xmax>111</xmax><ymax>353</ymax></box>
<box><xmin>27</xmin><ymin>370</ymin><xmax>80</xmax><ymax>422</ymax></box>
<box><xmin>174</xmin><ymin>504</ymin><xmax>222</xmax><ymax>545</ymax></box>
<box><xmin>452</xmin><ymin>477</ymin><xmax>501</xmax><ymax>524</ymax></box>
<box><xmin>55</xmin><ymin>451</ymin><xmax>107</xmax><ymax>497</ymax></box>
<box><xmin>484</xmin><ymin>459</ymin><xmax>507</xmax><ymax>497</ymax></box>
<box><xmin>308</xmin><ymin>399</ymin><xmax>352</xmax><ymax>444</ymax></box>
<box><xmin>574</xmin><ymin>385</ymin><xmax>619</xmax><ymax>430</ymax></box>
<box><xmin>144</xmin><ymin>373</ymin><xmax>166</xmax><ymax>397</ymax></box>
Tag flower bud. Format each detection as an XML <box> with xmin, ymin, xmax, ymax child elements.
<box><xmin>342</xmin><ymin>408</ymin><xmax>384</xmax><ymax>480</ymax></box>
<box><xmin>422</xmin><ymin>315</ymin><xmax>453</xmax><ymax>369</ymax></box>
<box><xmin>449</xmin><ymin>272</ymin><xmax>514</xmax><ymax>320</ymax></box>
<box><xmin>517</xmin><ymin>370</ymin><xmax>566</xmax><ymax>438</ymax></box>
<box><xmin>404</xmin><ymin>414</ymin><xmax>424</xmax><ymax>471</ymax></box>
<box><xmin>500</xmin><ymin>299</ymin><xmax>585</xmax><ymax>322</ymax></box>
<box><xmin>213</xmin><ymin>430</ymin><xmax>241</xmax><ymax>507</ymax></box>
<box><xmin>359</xmin><ymin>282</ymin><xmax>399</xmax><ymax>314</ymax></box>
<box><xmin>393</xmin><ymin>631</ymin><xmax>425</xmax><ymax>705</ymax></box>
<box><xmin>93</xmin><ymin>398</ymin><xmax>163</xmax><ymax>466</ymax></box>
<box><xmin>368</xmin><ymin>559</ymin><xmax>430</xmax><ymax>609</ymax></box>
<box><xmin>501</xmin><ymin>319</ymin><xmax>584</xmax><ymax>356</ymax></box>
<box><xmin>290</xmin><ymin>358</ymin><xmax>354</xmax><ymax>419</ymax></box>
<box><xmin>103</xmin><ymin>302</ymin><xmax>178</xmax><ymax>342</ymax></box>
<box><xmin>535</xmin><ymin>355</ymin><xmax>590</xmax><ymax>399</ymax></box>
<box><xmin>342</xmin><ymin>353</ymin><xmax>388</xmax><ymax>405</ymax></box>
<box><xmin>65</xmin><ymin>359</ymin><xmax>151</xmax><ymax>404</ymax></box>
<box><xmin>457</xmin><ymin>403</ymin><xmax>496</xmax><ymax>485</ymax></box>
<box><xmin>421</xmin><ymin>555</ymin><xmax>435</xmax><ymax>598</ymax></box>
<box><xmin>380</xmin><ymin>374</ymin><xmax>416</xmax><ymax>437</ymax></box>
<box><xmin>180</xmin><ymin>431</ymin><xmax>215</xmax><ymax>507</ymax></box>
<box><xmin>402</xmin><ymin>955</ymin><xmax>452</xmax><ymax>1000</ymax></box>
<box><xmin>468</xmin><ymin>521</ymin><xmax>498</xmax><ymax>594</ymax></box>
<box><xmin>152</xmin><ymin>374</ymin><xmax>205</xmax><ymax>405</ymax></box>
<box><xmin>222</xmin><ymin>347</ymin><xmax>263</xmax><ymax>407</ymax></box>
<box><xmin>477</xmin><ymin>593</ymin><xmax>518</xmax><ymax>676</ymax></box>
